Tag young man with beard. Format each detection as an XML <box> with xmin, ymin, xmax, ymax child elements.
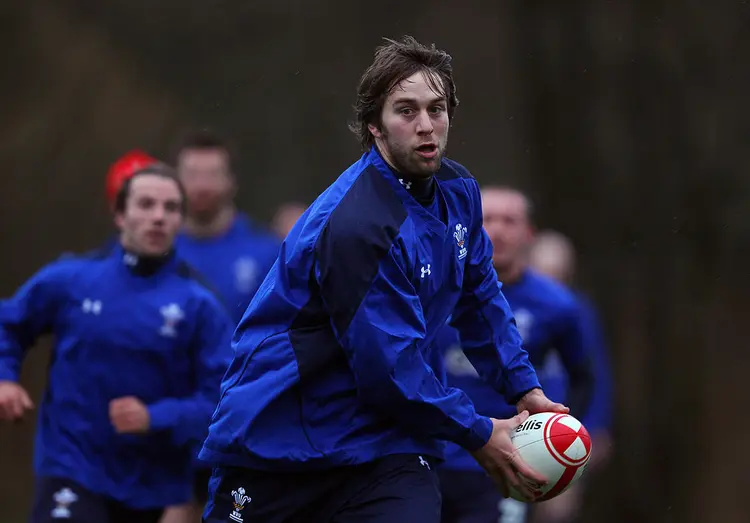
<box><xmin>0</xmin><ymin>166</ymin><xmax>234</xmax><ymax>523</ymax></box>
<box><xmin>437</xmin><ymin>188</ymin><xmax>594</xmax><ymax>523</ymax></box>
<box><xmin>199</xmin><ymin>36</ymin><xmax>566</xmax><ymax>523</ymax></box>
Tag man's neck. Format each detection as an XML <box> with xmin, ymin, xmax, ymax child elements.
<box><xmin>374</xmin><ymin>145</ymin><xmax>435</xmax><ymax>204</ymax></box>
<box><xmin>495</xmin><ymin>262</ymin><xmax>526</xmax><ymax>285</ymax></box>
<box><xmin>184</xmin><ymin>205</ymin><xmax>236</xmax><ymax>238</ymax></box>
<box><xmin>118</xmin><ymin>241</ymin><xmax>173</xmax><ymax>277</ymax></box>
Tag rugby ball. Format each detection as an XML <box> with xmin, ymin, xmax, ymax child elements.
<box><xmin>508</xmin><ymin>412</ymin><xmax>592</xmax><ymax>502</ymax></box>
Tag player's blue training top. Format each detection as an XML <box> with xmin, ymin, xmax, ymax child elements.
<box><xmin>537</xmin><ymin>292</ymin><xmax>612</xmax><ymax>434</ymax></box>
<box><xmin>175</xmin><ymin>213</ymin><xmax>280</xmax><ymax>323</ymax></box>
<box><xmin>439</xmin><ymin>269</ymin><xmax>594</xmax><ymax>471</ymax></box>
<box><xmin>199</xmin><ymin>146</ymin><xmax>541</xmax><ymax>471</ymax></box>
<box><xmin>0</xmin><ymin>243</ymin><xmax>234</xmax><ymax>509</ymax></box>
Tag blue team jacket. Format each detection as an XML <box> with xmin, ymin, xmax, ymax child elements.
<box><xmin>439</xmin><ymin>269</ymin><xmax>594</xmax><ymax>471</ymax></box>
<box><xmin>175</xmin><ymin>213</ymin><xmax>281</xmax><ymax>324</ymax></box>
<box><xmin>199</xmin><ymin>147</ymin><xmax>541</xmax><ymax>471</ymax></box>
<box><xmin>0</xmin><ymin>244</ymin><xmax>234</xmax><ymax>509</ymax></box>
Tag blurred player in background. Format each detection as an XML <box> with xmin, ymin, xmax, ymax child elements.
<box><xmin>0</xmin><ymin>165</ymin><xmax>234</xmax><ymax>523</ymax></box>
<box><xmin>199</xmin><ymin>36</ymin><xmax>567</xmax><ymax>523</ymax></box>
<box><xmin>527</xmin><ymin>229</ymin><xmax>614</xmax><ymax>523</ymax></box>
<box><xmin>161</xmin><ymin>128</ymin><xmax>279</xmax><ymax>521</ymax></box>
<box><xmin>172</xmin><ymin>128</ymin><xmax>280</xmax><ymax>323</ymax></box>
<box><xmin>270</xmin><ymin>200</ymin><xmax>307</xmax><ymax>239</ymax></box>
<box><xmin>437</xmin><ymin>187</ymin><xmax>594</xmax><ymax>523</ymax></box>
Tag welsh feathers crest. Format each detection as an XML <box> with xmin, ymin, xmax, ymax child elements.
<box><xmin>230</xmin><ymin>487</ymin><xmax>252</xmax><ymax>522</ymax></box>
<box><xmin>454</xmin><ymin>223</ymin><xmax>468</xmax><ymax>260</ymax></box>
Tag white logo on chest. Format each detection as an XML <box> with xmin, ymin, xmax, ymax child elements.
<box><xmin>421</xmin><ymin>264</ymin><xmax>431</xmax><ymax>278</ymax></box>
<box><xmin>159</xmin><ymin>303</ymin><xmax>184</xmax><ymax>338</ymax></box>
<box><xmin>234</xmin><ymin>257</ymin><xmax>258</xmax><ymax>294</ymax></box>
<box><xmin>453</xmin><ymin>224</ymin><xmax>468</xmax><ymax>260</ymax></box>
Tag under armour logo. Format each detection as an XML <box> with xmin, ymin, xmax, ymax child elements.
<box><xmin>419</xmin><ymin>456</ymin><xmax>431</xmax><ymax>470</ymax></box>
<box><xmin>420</xmin><ymin>264</ymin><xmax>431</xmax><ymax>278</ymax></box>
<box><xmin>399</xmin><ymin>178</ymin><xmax>412</xmax><ymax>190</ymax></box>
<box><xmin>81</xmin><ymin>299</ymin><xmax>102</xmax><ymax>315</ymax></box>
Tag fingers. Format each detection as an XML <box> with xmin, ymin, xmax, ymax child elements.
<box><xmin>512</xmin><ymin>410</ymin><xmax>529</xmax><ymax>426</ymax></box>
<box><xmin>551</xmin><ymin>402</ymin><xmax>570</xmax><ymax>414</ymax></box>
<box><xmin>509</xmin><ymin>452</ymin><xmax>548</xmax><ymax>486</ymax></box>
<box><xmin>497</xmin><ymin>462</ymin><xmax>539</xmax><ymax>501</ymax></box>
<box><xmin>20</xmin><ymin>389</ymin><xmax>34</xmax><ymax>410</ymax></box>
<box><xmin>0</xmin><ymin>388</ymin><xmax>33</xmax><ymax>421</ymax></box>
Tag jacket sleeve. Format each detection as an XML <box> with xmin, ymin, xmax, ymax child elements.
<box><xmin>316</xmin><ymin>221</ymin><xmax>493</xmax><ymax>451</ymax></box>
<box><xmin>449</xmin><ymin>181</ymin><xmax>541</xmax><ymax>405</ymax></box>
<box><xmin>0</xmin><ymin>261</ymin><xmax>70</xmax><ymax>381</ymax></box>
<box><xmin>147</xmin><ymin>293</ymin><xmax>234</xmax><ymax>446</ymax></box>
<box><xmin>553</xmin><ymin>299</ymin><xmax>594</xmax><ymax>421</ymax></box>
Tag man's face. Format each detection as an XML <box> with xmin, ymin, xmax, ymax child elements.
<box><xmin>177</xmin><ymin>148</ymin><xmax>233</xmax><ymax>220</ymax></box>
<box><xmin>370</xmin><ymin>70</ymin><xmax>450</xmax><ymax>177</ymax></box>
<box><xmin>115</xmin><ymin>174</ymin><xmax>184</xmax><ymax>256</ymax></box>
<box><xmin>482</xmin><ymin>189</ymin><xmax>534</xmax><ymax>271</ymax></box>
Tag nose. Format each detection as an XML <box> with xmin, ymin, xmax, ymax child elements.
<box><xmin>415</xmin><ymin>110</ymin><xmax>434</xmax><ymax>135</ymax></box>
<box><xmin>151</xmin><ymin>204</ymin><xmax>167</xmax><ymax>223</ymax></box>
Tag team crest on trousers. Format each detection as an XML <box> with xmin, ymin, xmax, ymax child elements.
<box><xmin>454</xmin><ymin>223</ymin><xmax>468</xmax><ymax>260</ymax></box>
<box><xmin>229</xmin><ymin>487</ymin><xmax>252</xmax><ymax>522</ymax></box>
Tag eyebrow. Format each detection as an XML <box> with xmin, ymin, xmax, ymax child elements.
<box><xmin>392</xmin><ymin>96</ymin><xmax>447</xmax><ymax>106</ymax></box>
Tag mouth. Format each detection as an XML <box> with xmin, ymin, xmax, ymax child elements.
<box><xmin>146</xmin><ymin>230</ymin><xmax>166</xmax><ymax>242</ymax></box>
<box><xmin>415</xmin><ymin>143</ymin><xmax>438</xmax><ymax>159</ymax></box>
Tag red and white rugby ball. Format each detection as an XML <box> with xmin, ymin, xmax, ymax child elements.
<box><xmin>509</xmin><ymin>412</ymin><xmax>592</xmax><ymax>502</ymax></box>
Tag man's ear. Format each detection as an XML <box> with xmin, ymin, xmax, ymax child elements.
<box><xmin>368</xmin><ymin>123</ymin><xmax>383</xmax><ymax>139</ymax></box>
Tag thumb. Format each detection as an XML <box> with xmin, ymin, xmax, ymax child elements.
<box><xmin>511</xmin><ymin>410</ymin><xmax>530</xmax><ymax>428</ymax></box>
<box><xmin>20</xmin><ymin>389</ymin><xmax>34</xmax><ymax>410</ymax></box>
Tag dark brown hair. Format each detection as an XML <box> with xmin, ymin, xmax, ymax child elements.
<box><xmin>170</xmin><ymin>127</ymin><xmax>236</xmax><ymax>172</ymax></box>
<box><xmin>114</xmin><ymin>163</ymin><xmax>187</xmax><ymax>215</ymax></box>
<box><xmin>349</xmin><ymin>36</ymin><xmax>459</xmax><ymax>150</ymax></box>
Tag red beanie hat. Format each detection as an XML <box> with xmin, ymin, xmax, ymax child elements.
<box><xmin>105</xmin><ymin>150</ymin><xmax>159</xmax><ymax>207</ymax></box>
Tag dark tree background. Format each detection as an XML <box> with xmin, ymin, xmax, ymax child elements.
<box><xmin>1</xmin><ymin>1</ymin><xmax>748</xmax><ymax>521</ymax></box>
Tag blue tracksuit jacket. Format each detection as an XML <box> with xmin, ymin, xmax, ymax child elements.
<box><xmin>439</xmin><ymin>269</ymin><xmax>594</xmax><ymax>471</ymax></box>
<box><xmin>0</xmin><ymin>243</ymin><xmax>234</xmax><ymax>509</ymax></box>
<box><xmin>175</xmin><ymin>213</ymin><xmax>280</xmax><ymax>324</ymax></box>
<box><xmin>199</xmin><ymin>147</ymin><xmax>541</xmax><ymax>471</ymax></box>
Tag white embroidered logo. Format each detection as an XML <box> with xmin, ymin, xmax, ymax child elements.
<box><xmin>230</xmin><ymin>487</ymin><xmax>252</xmax><ymax>522</ymax></box>
<box><xmin>159</xmin><ymin>303</ymin><xmax>184</xmax><ymax>338</ymax></box>
<box><xmin>454</xmin><ymin>224</ymin><xmax>468</xmax><ymax>260</ymax></box>
<box><xmin>398</xmin><ymin>178</ymin><xmax>412</xmax><ymax>190</ymax></box>
<box><xmin>234</xmin><ymin>257</ymin><xmax>258</xmax><ymax>294</ymax></box>
<box><xmin>419</xmin><ymin>455</ymin><xmax>431</xmax><ymax>470</ymax></box>
<box><xmin>81</xmin><ymin>299</ymin><xmax>102</xmax><ymax>315</ymax></box>
<box><xmin>51</xmin><ymin>488</ymin><xmax>78</xmax><ymax>519</ymax></box>
<box><xmin>421</xmin><ymin>264</ymin><xmax>431</xmax><ymax>278</ymax></box>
